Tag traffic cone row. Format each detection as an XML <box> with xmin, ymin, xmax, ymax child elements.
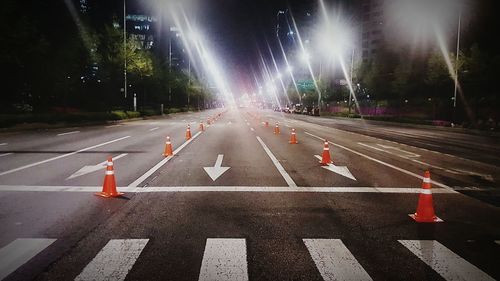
<box><xmin>94</xmin><ymin>110</ymin><xmax>230</xmax><ymax>199</ymax></box>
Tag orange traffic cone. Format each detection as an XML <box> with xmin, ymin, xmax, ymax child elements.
<box><xmin>199</xmin><ymin>121</ymin><xmax>204</xmax><ymax>131</ymax></box>
<box><xmin>185</xmin><ymin>125</ymin><xmax>192</xmax><ymax>140</ymax></box>
<box><xmin>163</xmin><ymin>136</ymin><xmax>173</xmax><ymax>156</ymax></box>
<box><xmin>265</xmin><ymin>121</ymin><xmax>269</xmax><ymax>127</ymax></box>
<box><xmin>95</xmin><ymin>157</ymin><xmax>123</xmax><ymax>198</ymax></box>
<box><xmin>274</xmin><ymin>123</ymin><xmax>280</xmax><ymax>134</ymax></box>
<box><xmin>319</xmin><ymin>140</ymin><xmax>332</xmax><ymax>165</ymax></box>
<box><xmin>409</xmin><ymin>171</ymin><xmax>443</xmax><ymax>222</ymax></box>
<box><xmin>289</xmin><ymin>128</ymin><xmax>298</xmax><ymax>144</ymax></box>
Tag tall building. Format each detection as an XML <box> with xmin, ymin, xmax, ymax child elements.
<box><xmin>126</xmin><ymin>14</ymin><xmax>157</xmax><ymax>49</ymax></box>
<box><xmin>360</xmin><ymin>0</ymin><xmax>385</xmax><ymax>62</ymax></box>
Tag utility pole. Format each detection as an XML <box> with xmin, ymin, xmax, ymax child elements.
<box><xmin>452</xmin><ymin>10</ymin><xmax>461</xmax><ymax>125</ymax></box>
<box><xmin>123</xmin><ymin>0</ymin><xmax>127</xmax><ymax>100</ymax></box>
<box><xmin>348</xmin><ymin>49</ymin><xmax>354</xmax><ymax>115</ymax></box>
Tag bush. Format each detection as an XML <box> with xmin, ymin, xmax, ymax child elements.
<box><xmin>110</xmin><ymin>110</ymin><xmax>128</xmax><ymax>120</ymax></box>
<box><xmin>126</xmin><ymin>111</ymin><xmax>141</xmax><ymax>118</ymax></box>
<box><xmin>167</xmin><ymin>108</ymin><xmax>181</xmax><ymax>114</ymax></box>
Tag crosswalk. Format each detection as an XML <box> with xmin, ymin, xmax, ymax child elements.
<box><xmin>0</xmin><ymin>238</ymin><xmax>496</xmax><ymax>281</ymax></box>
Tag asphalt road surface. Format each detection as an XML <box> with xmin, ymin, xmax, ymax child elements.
<box><xmin>0</xmin><ymin>107</ymin><xmax>499</xmax><ymax>281</ymax></box>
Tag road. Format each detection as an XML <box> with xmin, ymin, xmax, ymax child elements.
<box><xmin>0</xmin><ymin>107</ymin><xmax>499</xmax><ymax>280</ymax></box>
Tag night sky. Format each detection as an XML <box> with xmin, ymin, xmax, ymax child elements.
<box><xmin>132</xmin><ymin>0</ymin><xmax>498</xmax><ymax>93</ymax></box>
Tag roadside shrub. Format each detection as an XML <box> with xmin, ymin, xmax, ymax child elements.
<box><xmin>167</xmin><ymin>108</ymin><xmax>181</xmax><ymax>114</ymax></box>
<box><xmin>110</xmin><ymin>111</ymin><xmax>127</xmax><ymax>120</ymax></box>
<box><xmin>126</xmin><ymin>111</ymin><xmax>141</xmax><ymax>118</ymax></box>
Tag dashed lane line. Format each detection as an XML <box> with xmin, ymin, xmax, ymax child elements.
<box><xmin>0</xmin><ymin>136</ymin><xmax>131</xmax><ymax>177</ymax></box>
<box><xmin>198</xmin><ymin>238</ymin><xmax>248</xmax><ymax>281</ymax></box>
<box><xmin>0</xmin><ymin>153</ymin><xmax>13</xmax><ymax>157</ymax></box>
<box><xmin>304</xmin><ymin>132</ymin><xmax>456</xmax><ymax>192</ymax></box>
<box><xmin>57</xmin><ymin>130</ymin><xmax>80</xmax><ymax>136</ymax></box>
<box><xmin>0</xmin><ymin>185</ymin><xmax>457</xmax><ymax>193</ymax></box>
<box><xmin>0</xmin><ymin>143</ymin><xmax>7</xmax><ymax>146</ymax></box>
<box><xmin>149</xmin><ymin>127</ymin><xmax>160</xmax><ymax>131</ymax></box>
<box><xmin>0</xmin><ymin>238</ymin><xmax>57</xmax><ymax>280</ymax></box>
<box><xmin>127</xmin><ymin>131</ymin><xmax>203</xmax><ymax>187</ymax></box>
<box><xmin>256</xmin><ymin>136</ymin><xmax>297</xmax><ymax>188</ymax></box>
<box><xmin>399</xmin><ymin>240</ymin><xmax>495</xmax><ymax>281</ymax></box>
<box><xmin>75</xmin><ymin>239</ymin><xmax>149</xmax><ymax>281</ymax></box>
<box><xmin>304</xmin><ymin>239</ymin><xmax>372</xmax><ymax>281</ymax></box>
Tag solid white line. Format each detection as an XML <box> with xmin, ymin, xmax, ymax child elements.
<box><xmin>256</xmin><ymin>136</ymin><xmax>297</xmax><ymax>188</ymax></box>
<box><xmin>57</xmin><ymin>131</ymin><xmax>80</xmax><ymax>136</ymax></box>
<box><xmin>0</xmin><ymin>143</ymin><xmax>7</xmax><ymax>146</ymax></box>
<box><xmin>149</xmin><ymin>127</ymin><xmax>159</xmax><ymax>131</ymax></box>
<box><xmin>198</xmin><ymin>238</ymin><xmax>248</xmax><ymax>281</ymax></box>
<box><xmin>75</xmin><ymin>239</ymin><xmax>148</xmax><ymax>281</ymax></box>
<box><xmin>399</xmin><ymin>240</ymin><xmax>494</xmax><ymax>281</ymax></box>
<box><xmin>0</xmin><ymin>185</ymin><xmax>457</xmax><ymax>193</ymax></box>
<box><xmin>0</xmin><ymin>136</ymin><xmax>131</xmax><ymax>177</ymax></box>
<box><xmin>304</xmin><ymin>132</ymin><xmax>456</xmax><ymax>192</ymax></box>
<box><xmin>0</xmin><ymin>153</ymin><xmax>13</xmax><ymax>157</ymax></box>
<box><xmin>304</xmin><ymin>239</ymin><xmax>372</xmax><ymax>281</ymax></box>
<box><xmin>127</xmin><ymin>131</ymin><xmax>202</xmax><ymax>187</ymax></box>
<box><xmin>0</xmin><ymin>238</ymin><xmax>56</xmax><ymax>280</ymax></box>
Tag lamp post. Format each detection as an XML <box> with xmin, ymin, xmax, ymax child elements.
<box><xmin>123</xmin><ymin>0</ymin><xmax>127</xmax><ymax>100</ymax></box>
<box><xmin>452</xmin><ymin>10</ymin><xmax>461</xmax><ymax>126</ymax></box>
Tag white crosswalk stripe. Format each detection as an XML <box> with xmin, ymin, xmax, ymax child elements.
<box><xmin>399</xmin><ymin>240</ymin><xmax>495</xmax><ymax>281</ymax></box>
<box><xmin>304</xmin><ymin>239</ymin><xmax>372</xmax><ymax>281</ymax></box>
<box><xmin>198</xmin><ymin>238</ymin><xmax>248</xmax><ymax>281</ymax></box>
<box><xmin>0</xmin><ymin>238</ymin><xmax>56</xmax><ymax>280</ymax></box>
<box><xmin>74</xmin><ymin>239</ymin><xmax>149</xmax><ymax>281</ymax></box>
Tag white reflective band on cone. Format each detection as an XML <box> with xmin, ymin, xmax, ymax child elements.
<box><xmin>423</xmin><ymin>177</ymin><xmax>431</xmax><ymax>183</ymax></box>
<box><xmin>420</xmin><ymin>189</ymin><xmax>432</xmax><ymax>195</ymax></box>
<box><xmin>107</xmin><ymin>162</ymin><xmax>113</xmax><ymax>166</ymax></box>
<box><xmin>105</xmin><ymin>171</ymin><xmax>114</xmax><ymax>175</ymax></box>
<box><xmin>324</xmin><ymin>148</ymin><xmax>330</xmax><ymax>151</ymax></box>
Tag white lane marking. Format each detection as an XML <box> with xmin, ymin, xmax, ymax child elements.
<box><xmin>0</xmin><ymin>238</ymin><xmax>56</xmax><ymax>280</ymax></box>
<box><xmin>377</xmin><ymin>144</ymin><xmax>420</xmax><ymax>158</ymax></box>
<box><xmin>246</xmin><ymin>122</ymin><xmax>250</xmax><ymax>126</ymax></box>
<box><xmin>256</xmin><ymin>136</ymin><xmax>297</xmax><ymax>188</ymax></box>
<box><xmin>149</xmin><ymin>127</ymin><xmax>159</xmax><ymax>131</ymax></box>
<box><xmin>399</xmin><ymin>240</ymin><xmax>495</xmax><ymax>281</ymax></box>
<box><xmin>304</xmin><ymin>239</ymin><xmax>372</xmax><ymax>281</ymax></box>
<box><xmin>285</xmin><ymin>124</ymin><xmax>291</xmax><ymax>128</ymax></box>
<box><xmin>0</xmin><ymin>153</ymin><xmax>13</xmax><ymax>157</ymax></box>
<box><xmin>57</xmin><ymin>131</ymin><xmax>80</xmax><ymax>136</ymax></box>
<box><xmin>0</xmin><ymin>136</ymin><xmax>131</xmax><ymax>177</ymax></box>
<box><xmin>0</xmin><ymin>185</ymin><xmax>456</xmax><ymax>193</ymax></box>
<box><xmin>304</xmin><ymin>132</ymin><xmax>456</xmax><ymax>192</ymax></box>
<box><xmin>106</xmin><ymin>124</ymin><xmax>122</xmax><ymax>128</ymax></box>
<box><xmin>128</xmin><ymin>131</ymin><xmax>202</xmax><ymax>187</ymax></box>
<box><xmin>314</xmin><ymin>155</ymin><xmax>356</xmax><ymax>181</ymax></box>
<box><xmin>75</xmin><ymin>239</ymin><xmax>148</xmax><ymax>281</ymax></box>
<box><xmin>198</xmin><ymin>238</ymin><xmax>248</xmax><ymax>281</ymax></box>
<box><xmin>66</xmin><ymin>153</ymin><xmax>128</xmax><ymax>180</ymax></box>
<box><xmin>204</xmin><ymin>154</ymin><xmax>230</xmax><ymax>181</ymax></box>
<box><xmin>359</xmin><ymin>143</ymin><xmax>493</xmax><ymax>181</ymax></box>
<box><xmin>0</xmin><ymin>143</ymin><xmax>7</xmax><ymax>146</ymax></box>
<box><xmin>250</xmin><ymin>127</ymin><xmax>255</xmax><ymax>131</ymax></box>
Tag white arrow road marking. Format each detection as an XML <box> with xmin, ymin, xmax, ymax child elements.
<box><xmin>66</xmin><ymin>153</ymin><xmax>128</xmax><ymax>180</ymax></box>
<box><xmin>203</xmin><ymin>154</ymin><xmax>230</xmax><ymax>181</ymax></box>
<box><xmin>314</xmin><ymin>155</ymin><xmax>356</xmax><ymax>181</ymax></box>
